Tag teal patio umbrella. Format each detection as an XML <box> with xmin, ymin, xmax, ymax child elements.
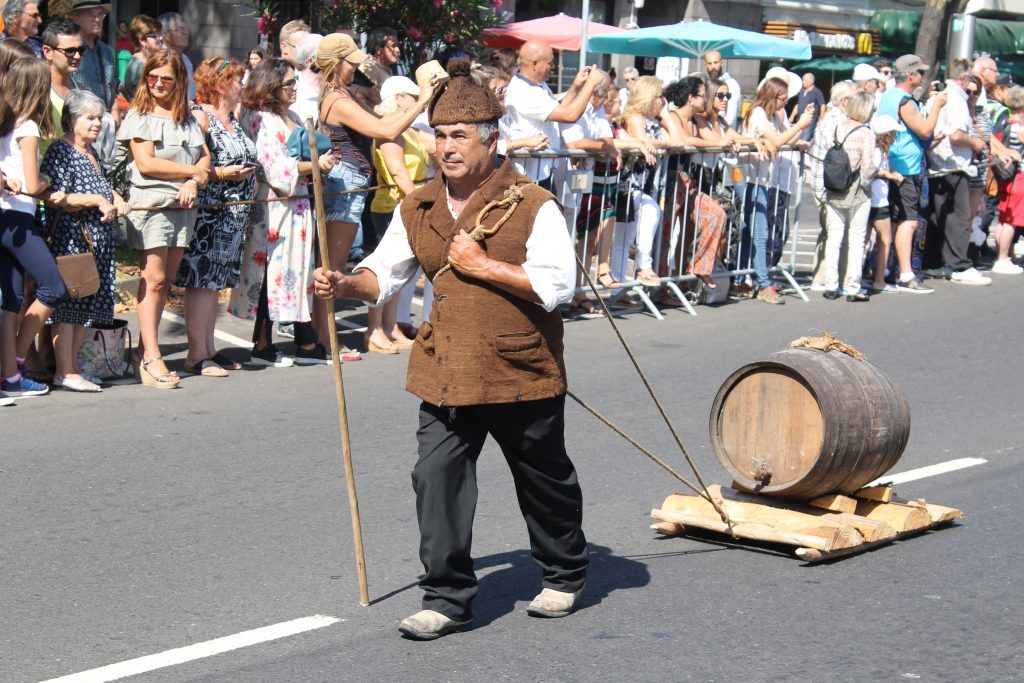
<box><xmin>790</xmin><ymin>56</ymin><xmax>859</xmax><ymax>79</ymax></box>
<box><xmin>587</xmin><ymin>19</ymin><xmax>812</xmax><ymax>60</ymax></box>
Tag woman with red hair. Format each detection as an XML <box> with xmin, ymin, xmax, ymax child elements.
<box><xmin>117</xmin><ymin>49</ymin><xmax>211</xmax><ymax>388</ymax></box>
<box><xmin>175</xmin><ymin>57</ymin><xmax>257</xmax><ymax>376</ymax></box>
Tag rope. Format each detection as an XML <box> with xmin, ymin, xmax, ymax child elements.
<box><xmin>431</xmin><ymin>184</ymin><xmax>526</xmax><ymax>284</ymax></box>
<box><xmin>573</xmin><ymin>254</ymin><xmax>735</xmax><ymax>533</ymax></box>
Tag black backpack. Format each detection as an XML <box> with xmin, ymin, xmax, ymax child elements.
<box><xmin>823</xmin><ymin>124</ymin><xmax>867</xmax><ymax>193</ymax></box>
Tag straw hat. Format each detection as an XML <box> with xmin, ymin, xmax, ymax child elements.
<box><xmin>759</xmin><ymin>66</ymin><xmax>801</xmax><ymax>99</ymax></box>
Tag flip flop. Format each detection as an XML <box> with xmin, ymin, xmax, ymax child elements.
<box><xmin>211</xmin><ymin>352</ymin><xmax>243</xmax><ymax>370</ymax></box>
<box><xmin>184</xmin><ymin>358</ymin><xmax>229</xmax><ymax>377</ymax></box>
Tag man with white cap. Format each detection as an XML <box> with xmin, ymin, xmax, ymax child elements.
<box><xmin>875</xmin><ymin>53</ymin><xmax>947</xmax><ymax>293</ymax></box>
<box><xmin>853</xmin><ymin>63</ymin><xmax>881</xmax><ymax>95</ymax></box>
<box><xmin>290</xmin><ymin>33</ymin><xmax>324</xmax><ymax>123</ymax></box>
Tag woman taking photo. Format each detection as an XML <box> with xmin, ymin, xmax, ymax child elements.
<box><xmin>315</xmin><ymin>33</ymin><xmax>435</xmax><ymax>327</ymax></box>
<box><xmin>0</xmin><ymin>58</ymin><xmax>64</xmax><ymax>398</ymax></box>
<box><xmin>118</xmin><ymin>49</ymin><xmax>211</xmax><ymax>388</ymax></box>
<box><xmin>232</xmin><ymin>58</ymin><xmax>336</xmax><ymax>366</ymax></box>
<box><xmin>176</xmin><ymin>57</ymin><xmax>256</xmax><ymax>377</ymax></box>
<box><xmin>738</xmin><ymin>73</ymin><xmax>812</xmax><ymax>304</ymax></box>
<box><xmin>43</xmin><ymin>90</ymin><xmax>130</xmax><ymax>392</ymax></box>
<box><xmin>366</xmin><ymin>76</ymin><xmax>429</xmax><ymax>354</ymax></box>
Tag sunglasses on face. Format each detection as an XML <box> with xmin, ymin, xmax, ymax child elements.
<box><xmin>281</xmin><ymin>78</ymin><xmax>298</xmax><ymax>88</ymax></box>
<box><xmin>715</xmin><ymin>91</ymin><xmax>731</xmax><ymax>100</ymax></box>
<box><xmin>53</xmin><ymin>46</ymin><xmax>85</xmax><ymax>57</ymax></box>
<box><xmin>147</xmin><ymin>74</ymin><xmax>176</xmax><ymax>86</ymax></box>
<box><xmin>967</xmin><ymin>89</ymin><xmax>979</xmax><ymax>96</ymax></box>
<box><xmin>492</xmin><ymin>86</ymin><xmax>507</xmax><ymax>97</ymax></box>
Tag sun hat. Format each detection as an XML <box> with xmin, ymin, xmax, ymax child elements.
<box><xmin>759</xmin><ymin>66</ymin><xmax>801</xmax><ymax>99</ymax></box>
<box><xmin>871</xmin><ymin>114</ymin><xmax>905</xmax><ymax>135</ymax></box>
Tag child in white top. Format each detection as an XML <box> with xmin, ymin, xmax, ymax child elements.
<box><xmin>868</xmin><ymin>114</ymin><xmax>906</xmax><ymax>293</ymax></box>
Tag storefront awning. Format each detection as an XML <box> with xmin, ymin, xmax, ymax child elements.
<box><xmin>871</xmin><ymin>10</ymin><xmax>1024</xmax><ymax>58</ymax></box>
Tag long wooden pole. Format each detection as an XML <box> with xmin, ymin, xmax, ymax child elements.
<box><xmin>306</xmin><ymin>118</ymin><xmax>370</xmax><ymax>606</ymax></box>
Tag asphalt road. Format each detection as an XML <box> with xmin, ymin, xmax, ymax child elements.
<box><xmin>3</xmin><ymin>266</ymin><xmax>1023</xmax><ymax>682</ymax></box>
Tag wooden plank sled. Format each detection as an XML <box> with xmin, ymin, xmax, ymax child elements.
<box><xmin>650</xmin><ymin>484</ymin><xmax>962</xmax><ymax>562</ymax></box>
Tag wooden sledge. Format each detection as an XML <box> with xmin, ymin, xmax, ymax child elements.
<box><xmin>650</xmin><ymin>484</ymin><xmax>962</xmax><ymax>562</ymax></box>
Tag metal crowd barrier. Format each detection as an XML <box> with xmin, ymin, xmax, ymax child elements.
<box><xmin>508</xmin><ymin>144</ymin><xmax>809</xmax><ymax>320</ymax></box>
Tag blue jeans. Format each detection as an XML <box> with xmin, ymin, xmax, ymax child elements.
<box><xmin>324</xmin><ymin>162</ymin><xmax>370</xmax><ymax>224</ymax></box>
<box><xmin>0</xmin><ymin>209</ymin><xmax>66</xmax><ymax>312</ymax></box>
<box><xmin>740</xmin><ymin>185</ymin><xmax>789</xmax><ymax>289</ymax></box>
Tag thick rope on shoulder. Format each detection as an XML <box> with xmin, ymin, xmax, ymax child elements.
<box><xmin>432</xmin><ymin>183</ymin><xmax>526</xmax><ymax>283</ymax></box>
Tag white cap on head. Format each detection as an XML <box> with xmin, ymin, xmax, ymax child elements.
<box><xmin>853</xmin><ymin>63</ymin><xmax>882</xmax><ymax>83</ymax></box>
<box><xmin>871</xmin><ymin>114</ymin><xmax>905</xmax><ymax>135</ymax></box>
<box><xmin>380</xmin><ymin>75</ymin><xmax>420</xmax><ymax>102</ymax></box>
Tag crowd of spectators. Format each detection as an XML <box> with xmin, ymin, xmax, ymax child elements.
<box><xmin>0</xmin><ymin>3</ymin><xmax>1022</xmax><ymax>401</ymax></box>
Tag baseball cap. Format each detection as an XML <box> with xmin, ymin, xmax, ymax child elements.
<box><xmin>894</xmin><ymin>54</ymin><xmax>930</xmax><ymax>75</ymax></box>
<box><xmin>852</xmin><ymin>64</ymin><xmax>881</xmax><ymax>82</ymax></box>
<box><xmin>995</xmin><ymin>73</ymin><xmax>1015</xmax><ymax>87</ymax></box>
<box><xmin>316</xmin><ymin>33</ymin><xmax>368</xmax><ymax>69</ymax></box>
<box><xmin>871</xmin><ymin>114</ymin><xmax>905</xmax><ymax>135</ymax></box>
<box><xmin>380</xmin><ymin>75</ymin><xmax>420</xmax><ymax>102</ymax></box>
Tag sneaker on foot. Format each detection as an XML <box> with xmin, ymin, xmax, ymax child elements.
<box><xmin>756</xmin><ymin>285</ymin><xmax>785</xmax><ymax>305</ymax></box>
<box><xmin>991</xmin><ymin>259</ymin><xmax>1023</xmax><ymax>275</ymax></box>
<box><xmin>276</xmin><ymin>322</ymin><xmax>295</xmax><ymax>339</ymax></box>
<box><xmin>896</xmin><ymin>277</ymin><xmax>934</xmax><ymax>294</ymax></box>
<box><xmin>808</xmin><ymin>282</ymin><xmax>827</xmax><ymax>292</ymax></box>
<box><xmin>248</xmin><ymin>345</ymin><xmax>294</xmax><ymax>367</ymax></box>
<box><xmin>398</xmin><ymin>610</ymin><xmax>471</xmax><ymax>640</ymax></box>
<box><xmin>949</xmin><ymin>267</ymin><xmax>992</xmax><ymax>286</ymax></box>
<box><xmin>294</xmin><ymin>343</ymin><xmax>332</xmax><ymax>365</ymax></box>
<box><xmin>527</xmin><ymin>587</ymin><xmax>583</xmax><ymax>618</ymax></box>
<box><xmin>1</xmin><ymin>375</ymin><xmax>50</xmax><ymax>397</ymax></box>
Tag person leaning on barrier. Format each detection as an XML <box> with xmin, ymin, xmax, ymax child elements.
<box><xmin>806</xmin><ymin>79</ymin><xmax>854</xmax><ymax>290</ymax></box>
<box><xmin>312</xmin><ymin>58</ymin><xmax>586</xmax><ymax>640</ymax></box>
<box><xmin>704</xmin><ymin>51</ymin><xmax>741</xmax><ymax>129</ymax></box>
<box><xmin>471</xmin><ymin>64</ymin><xmax>549</xmax><ymax>158</ymax></box>
<box><xmin>738</xmin><ymin>72</ymin><xmax>813</xmax><ymax>305</ymax></box>
<box><xmin>821</xmin><ymin>92</ymin><xmax>877</xmax><ymax>302</ymax></box>
<box><xmin>118</xmin><ymin>49</ymin><xmax>212</xmax><ymax>388</ymax></box>
<box><xmin>43</xmin><ymin>89</ymin><xmax>130</xmax><ymax>392</ymax></box>
<box><xmin>175</xmin><ymin>57</ymin><xmax>257</xmax><ymax>377</ymax></box>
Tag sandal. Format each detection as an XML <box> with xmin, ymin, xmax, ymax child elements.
<box><xmin>596</xmin><ymin>269</ymin><xmax>621</xmax><ymax>289</ymax></box>
<box><xmin>211</xmin><ymin>351</ymin><xmax>243</xmax><ymax>370</ymax></box>
<box><xmin>137</xmin><ymin>357</ymin><xmax>180</xmax><ymax>389</ymax></box>
<box><xmin>569</xmin><ymin>297</ymin><xmax>606</xmax><ymax>319</ymax></box>
<box><xmin>339</xmin><ymin>345</ymin><xmax>362</xmax><ymax>361</ymax></box>
<box><xmin>636</xmin><ymin>269</ymin><xmax>662</xmax><ymax>287</ymax></box>
<box><xmin>184</xmin><ymin>358</ymin><xmax>229</xmax><ymax>377</ymax></box>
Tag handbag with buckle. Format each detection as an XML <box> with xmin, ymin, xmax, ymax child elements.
<box><xmin>54</xmin><ymin>215</ymin><xmax>101</xmax><ymax>300</ymax></box>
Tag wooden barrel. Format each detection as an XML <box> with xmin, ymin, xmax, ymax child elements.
<box><xmin>709</xmin><ymin>348</ymin><xmax>910</xmax><ymax>500</ymax></box>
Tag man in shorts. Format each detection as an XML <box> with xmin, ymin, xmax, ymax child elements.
<box><xmin>875</xmin><ymin>54</ymin><xmax>947</xmax><ymax>293</ymax></box>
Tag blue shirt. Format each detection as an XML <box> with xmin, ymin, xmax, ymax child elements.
<box><xmin>0</xmin><ymin>33</ymin><xmax>44</xmax><ymax>58</ymax></box>
<box><xmin>878</xmin><ymin>87</ymin><xmax>924</xmax><ymax>176</ymax></box>
<box><xmin>71</xmin><ymin>38</ymin><xmax>117</xmax><ymax>109</ymax></box>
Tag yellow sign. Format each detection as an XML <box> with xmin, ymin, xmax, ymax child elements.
<box><xmin>857</xmin><ymin>32</ymin><xmax>874</xmax><ymax>55</ymax></box>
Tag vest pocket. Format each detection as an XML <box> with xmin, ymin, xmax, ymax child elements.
<box><xmin>495</xmin><ymin>330</ymin><xmax>542</xmax><ymax>353</ymax></box>
<box><xmin>416</xmin><ymin>321</ymin><xmax>435</xmax><ymax>356</ymax></box>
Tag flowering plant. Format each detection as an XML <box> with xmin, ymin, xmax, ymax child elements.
<box><xmin>323</xmin><ymin>0</ymin><xmax>509</xmax><ymax>69</ymax></box>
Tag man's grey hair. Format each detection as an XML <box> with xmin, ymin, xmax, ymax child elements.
<box><xmin>2</xmin><ymin>0</ymin><xmax>28</xmax><ymax>26</ymax></box>
<box><xmin>157</xmin><ymin>12</ymin><xmax>185</xmax><ymax>31</ymax></box>
<box><xmin>622</xmin><ymin>67</ymin><xmax>639</xmax><ymax>80</ymax></box>
<box><xmin>61</xmin><ymin>89</ymin><xmax>105</xmax><ymax>133</ymax></box>
<box><xmin>476</xmin><ymin>119</ymin><xmax>500</xmax><ymax>142</ymax></box>
<box><xmin>830</xmin><ymin>79</ymin><xmax>855</xmax><ymax>105</ymax></box>
<box><xmin>294</xmin><ymin>33</ymin><xmax>323</xmax><ymax>71</ymax></box>
<box><xmin>1005</xmin><ymin>85</ymin><xmax>1024</xmax><ymax>112</ymax></box>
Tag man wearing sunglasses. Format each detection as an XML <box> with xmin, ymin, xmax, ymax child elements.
<box><xmin>0</xmin><ymin>0</ymin><xmax>44</xmax><ymax>57</ymax></box>
<box><xmin>41</xmin><ymin>18</ymin><xmax>84</xmax><ymax>154</ymax></box>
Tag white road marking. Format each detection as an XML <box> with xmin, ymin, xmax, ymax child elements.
<box><xmin>161</xmin><ymin>310</ymin><xmax>253</xmax><ymax>350</ymax></box>
<box><xmin>865</xmin><ymin>457</ymin><xmax>988</xmax><ymax>487</ymax></box>
<box><xmin>39</xmin><ymin>614</ymin><xmax>342</xmax><ymax>683</ymax></box>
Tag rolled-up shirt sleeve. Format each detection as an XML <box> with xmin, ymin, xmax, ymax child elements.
<box><xmin>523</xmin><ymin>199</ymin><xmax>576</xmax><ymax>312</ymax></box>
<box><xmin>354</xmin><ymin>210</ymin><xmax>420</xmax><ymax>306</ymax></box>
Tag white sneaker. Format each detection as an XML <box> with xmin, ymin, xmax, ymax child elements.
<box><xmin>949</xmin><ymin>267</ymin><xmax>992</xmax><ymax>286</ymax></box>
<box><xmin>808</xmin><ymin>282</ymin><xmax>827</xmax><ymax>292</ymax></box>
<box><xmin>991</xmin><ymin>259</ymin><xmax>1023</xmax><ymax>275</ymax></box>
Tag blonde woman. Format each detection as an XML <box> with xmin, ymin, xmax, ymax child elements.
<box><xmin>365</xmin><ymin>76</ymin><xmax>430</xmax><ymax>353</ymax></box>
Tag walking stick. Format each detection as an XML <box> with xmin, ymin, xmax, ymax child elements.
<box><xmin>306</xmin><ymin>118</ymin><xmax>370</xmax><ymax>606</ymax></box>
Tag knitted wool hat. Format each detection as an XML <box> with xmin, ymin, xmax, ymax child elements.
<box><xmin>428</xmin><ymin>57</ymin><xmax>504</xmax><ymax>126</ymax></box>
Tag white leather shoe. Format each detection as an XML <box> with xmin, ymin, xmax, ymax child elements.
<box><xmin>398</xmin><ymin>609</ymin><xmax>470</xmax><ymax>640</ymax></box>
<box><xmin>526</xmin><ymin>587</ymin><xmax>582</xmax><ymax>618</ymax></box>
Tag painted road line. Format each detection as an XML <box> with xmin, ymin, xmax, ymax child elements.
<box><xmin>40</xmin><ymin>614</ymin><xmax>342</xmax><ymax>683</ymax></box>
<box><xmin>866</xmin><ymin>457</ymin><xmax>988</xmax><ymax>487</ymax></box>
<box><xmin>161</xmin><ymin>310</ymin><xmax>253</xmax><ymax>350</ymax></box>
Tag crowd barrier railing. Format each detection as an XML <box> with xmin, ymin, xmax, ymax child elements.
<box><xmin>508</xmin><ymin>143</ymin><xmax>809</xmax><ymax>319</ymax></box>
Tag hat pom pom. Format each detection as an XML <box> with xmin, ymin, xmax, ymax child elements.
<box><xmin>446</xmin><ymin>58</ymin><xmax>472</xmax><ymax>78</ymax></box>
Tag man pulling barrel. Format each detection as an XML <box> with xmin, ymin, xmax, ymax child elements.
<box><xmin>312</xmin><ymin>58</ymin><xmax>588</xmax><ymax>640</ymax></box>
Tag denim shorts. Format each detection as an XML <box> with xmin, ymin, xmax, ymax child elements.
<box><xmin>323</xmin><ymin>162</ymin><xmax>370</xmax><ymax>224</ymax></box>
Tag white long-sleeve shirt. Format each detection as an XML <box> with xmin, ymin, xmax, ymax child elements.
<box><xmin>357</xmin><ymin>192</ymin><xmax>576</xmax><ymax>312</ymax></box>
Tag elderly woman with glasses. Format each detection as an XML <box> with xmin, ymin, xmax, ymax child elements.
<box><xmin>230</xmin><ymin>57</ymin><xmax>338</xmax><ymax>367</ymax></box>
<box><xmin>117</xmin><ymin>49</ymin><xmax>211</xmax><ymax>388</ymax></box>
<box><xmin>43</xmin><ymin>90</ymin><xmax>130</xmax><ymax>392</ymax></box>
<box><xmin>123</xmin><ymin>15</ymin><xmax>164</xmax><ymax>99</ymax></box>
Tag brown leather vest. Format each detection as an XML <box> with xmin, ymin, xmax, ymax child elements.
<box><xmin>402</xmin><ymin>160</ymin><xmax>567</xmax><ymax>407</ymax></box>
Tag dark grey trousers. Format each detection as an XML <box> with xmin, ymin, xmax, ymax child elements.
<box><xmin>412</xmin><ymin>395</ymin><xmax>588</xmax><ymax>621</ymax></box>
<box><xmin>924</xmin><ymin>172</ymin><xmax>972</xmax><ymax>272</ymax></box>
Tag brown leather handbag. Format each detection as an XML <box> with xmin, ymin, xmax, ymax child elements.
<box><xmin>55</xmin><ymin>216</ymin><xmax>100</xmax><ymax>300</ymax></box>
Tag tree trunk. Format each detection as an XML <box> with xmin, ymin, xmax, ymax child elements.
<box><xmin>914</xmin><ymin>0</ymin><xmax>968</xmax><ymax>83</ymax></box>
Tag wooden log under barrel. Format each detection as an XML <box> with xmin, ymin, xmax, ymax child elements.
<box><xmin>708</xmin><ymin>347</ymin><xmax>910</xmax><ymax>500</ymax></box>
